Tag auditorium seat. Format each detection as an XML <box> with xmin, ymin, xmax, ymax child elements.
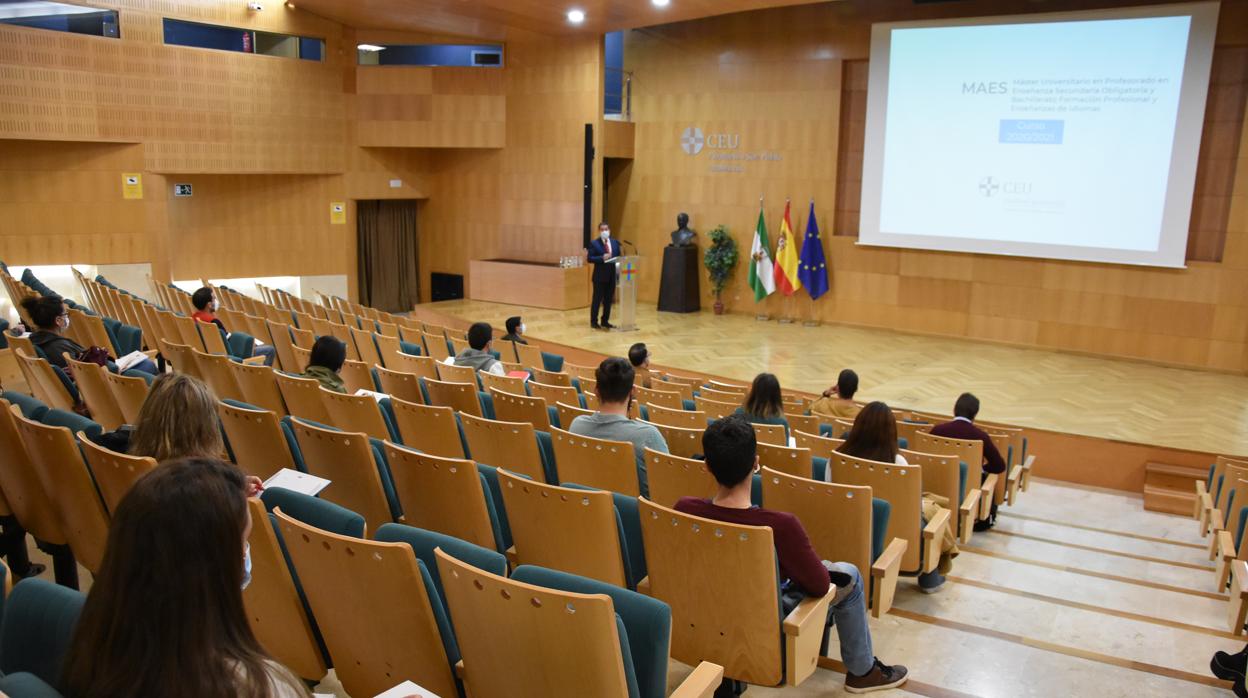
<box><xmin>755</xmin><ymin>441</ymin><xmax>816</xmax><ymax>480</ymax></box>
<box><xmin>287</xmin><ymin>418</ymin><xmax>399</xmax><ymax>534</ymax></box>
<box><xmin>422</xmin><ymin>376</ymin><xmax>486</xmax><ymax>418</ymax></box>
<box><xmin>550</xmin><ymin>427</ymin><xmax>640</xmax><ymax>496</ymax></box>
<box><xmin>914</xmin><ymin>431</ymin><xmax>989</xmax><ymax>527</ymax></box>
<box><xmin>12</xmin><ymin>410</ymin><xmax>108</xmax><ymax>574</ymax></box>
<box><xmin>635</xmin><ymin>384</ymin><xmax>683</xmax><ymax>410</ymax></box>
<box><xmin>0</xmin><ymin>399</ymin><xmax>69</xmax><ymax>577</ymax></box>
<box><xmin>264</xmin><ymin>319</ymin><xmax>299</xmax><ymax>372</ymax></box>
<box><xmin>227</xmin><ymin>361</ymin><xmax>287</xmax><ymax>415</ymax></box>
<box><xmin>63</xmin><ymin>357</ymin><xmax>124</xmax><ymax>431</ymax></box>
<box><xmin>77</xmin><ymin>435</ymin><xmax>156</xmax><ymax>514</ymax></box>
<box><xmin>651</xmin><ymin>376</ymin><xmax>695</xmax><ymax>403</ymax></box>
<box><xmin>828</xmin><ymin>452</ymin><xmax>946</xmax><ymax>577</ymax></box>
<box><xmin>14</xmin><ymin>350</ymin><xmax>76</xmax><ymax>412</ymax></box>
<box><xmin>529</xmin><ymin>381</ymin><xmax>582</xmax><ymax>411</ymax></box>
<box><xmin>785</xmin><ymin>413</ymin><xmax>820</xmax><ymax>436</ymax></box>
<box><xmin>476</xmin><ymin>371</ymin><xmax>525</xmax><ymax>396</ymax></box>
<box><xmin>1212</xmin><ymin>464</ymin><xmax>1248</xmax><ymax>590</ymax></box>
<box><xmin>421</xmin><ymin>331</ymin><xmax>452</xmax><ymax>361</ymax></box>
<box><xmin>374</xmin><ymin>365</ymin><xmax>427</xmax><ymax>404</ymax></box>
<box><xmin>529</xmin><ymin>367</ymin><xmax>572</xmax><ymax>388</ymax></box>
<box><xmin>761</xmin><ymin>467</ymin><xmax>907</xmax><ymax>618</ymax></box>
<box><xmin>319</xmin><ymin>388</ymin><xmax>397</xmax><ymax>442</ymax></box>
<box><xmin>386</xmin><ymin>397</ymin><xmax>467</xmax><ymax>459</ymax></box>
<box><xmin>459</xmin><ymin>413</ymin><xmax>554</xmax><ymax>484</ymax></box>
<box><xmin>488</xmin><ymin>387</ymin><xmax>554</xmax><ymax>431</ymax></box>
<box><xmin>192</xmin><ymin>348</ymin><xmax>246</xmax><ymax>402</ymax></box>
<box><xmin>439</xmin><ymin>550</ymin><xmax>724</xmax><ymax>698</ymax></box>
<box><xmin>383</xmin><ymin>441</ymin><xmax>508</xmax><ymax>552</ymax></box>
<box><xmin>637</xmin><ymin>498</ymin><xmax>832</xmax><ymax>689</ymax></box>
<box><xmin>435</xmin><ymin>361</ymin><xmax>479</xmax><ymax>387</ymax></box>
<box><xmin>556</xmin><ymin>400</ymin><xmax>593</xmax><ymax>429</ymax></box>
<box><xmin>699</xmin><ymin>386</ymin><xmax>744</xmax><ymax>403</ymax></box>
<box><xmin>348</xmin><ymin>326</ymin><xmax>383</xmax><ymax>369</ymax></box>
<box><xmin>385</xmin><ymin>351</ymin><xmax>439</xmax><ymax>381</ymax></box>
<box><xmin>694</xmin><ymin>395</ymin><xmax>736</xmax><ymax>420</ymax></box>
<box><xmin>273</xmin><ymin>509</ymin><xmax>460</xmax><ymax>698</ymax></box>
<box><xmin>642</xmin><ymin>421</ymin><xmax>702</xmax><ymax>460</ymax></box>
<box><xmin>903</xmin><ymin>448</ymin><xmax>970</xmax><ymax>544</ymax></box>
<box><xmin>499</xmin><ymin>471</ymin><xmax>643</xmax><ymax>589</ymax></box>
<box><xmin>643</xmin><ymin>449</ymin><xmax>715</xmax><ymax>507</ymax></box>
<box><xmin>337</xmin><ymin>358</ymin><xmax>375</xmax><ymax>395</ymax></box>
<box><xmin>217</xmin><ymin>400</ymin><xmax>302</xmax><ymax>480</ymax></box>
<box><xmin>274</xmin><ymin>371</ymin><xmax>332</xmax><ymax>423</ymax></box>
<box><xmin>644</xmin><ymin>404</ymin><xmax>705</xmax><ymax>429</ymax></box>
<box><xmin>0</xmin><ymin>578</ymin><xmax>85</xmax><ymax>692</ymax></box>
<box><xmin>751</xmin><ymin>422</ymin><xmax>787</xmax><ymax>446</ymax></box>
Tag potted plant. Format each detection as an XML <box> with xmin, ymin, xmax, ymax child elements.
<box><xmin>703</xmin><ymin>224</ymin><xmax>738</xmax><ymax>315</ymax></box>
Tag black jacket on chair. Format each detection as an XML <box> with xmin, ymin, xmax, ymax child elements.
<box><xmin>587</xmin><ymin>237</ymin><xmax>623</xmax><ymax>284</ymax></box>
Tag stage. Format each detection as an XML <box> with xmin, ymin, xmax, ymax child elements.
<box><xmin>425</xmin><ymin>299</ymin><xmax>1248</xmax><ymax>470</ymax></box>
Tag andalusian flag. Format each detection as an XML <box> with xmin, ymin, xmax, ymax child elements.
<box><xmin>798</xmin><ymin>200</ymin><xmax>829</xmax><ymax>300</ymax></box>
<box><xmin>748</xmin><ymin>204</ymin><xmax>775</xmax><ymax>301</ymax></box>
<box><xmin>772</xmin><ymin>200</ymin><xmax>802</xmax><ymax>296</ymax></box>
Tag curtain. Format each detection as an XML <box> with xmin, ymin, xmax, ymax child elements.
<box><xmin>357</xmin><ymin>200</ymin><xmax>420</xmax><ymax>312</ymax></box>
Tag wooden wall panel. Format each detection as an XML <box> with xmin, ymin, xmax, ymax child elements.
<box><xmin>354</xmin><ymin>67</ymin><xmax>505</xmax><ymax>148</ymax></box>
<box><xmin>620</xmin><ymin>1</ymin><xmax>1248</xmax><ymax>372</ymax></box>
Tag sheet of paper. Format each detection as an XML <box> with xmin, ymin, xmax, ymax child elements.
<box><xmin>116</xmin><ymin>350</ymin><xmax>148</xmax><ymax>372</ymax></box>
<box><xmin>354</xmin><ymin>388</ymin><xmax>389</xmax><ymax>402</ymax></box>
<box><xmin>372</xmin><ymin>680</ymin><xmax>441</xmax><ymax>698</ymax></box>
<box><xmin>263</xmin><ymin>468</ymin><xmax>331</xmax><ymax>497</ymax></box>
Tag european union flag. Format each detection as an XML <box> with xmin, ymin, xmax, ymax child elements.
<box><xmin>798</xmin><ymin>200</ymin><xmax>829</xmax><ymax>300</ymax></box>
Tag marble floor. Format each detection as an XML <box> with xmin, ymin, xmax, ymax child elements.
<box><xmin>422</xmin><ymin>299</ymin><xmax>1248</xmax><ymax>458</ymax></box>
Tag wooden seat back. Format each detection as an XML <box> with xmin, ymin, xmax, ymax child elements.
<box><xmin>157</xmin><ymin>339</ymin><xmax>205</xmax><ymax>381</ymax></box>
<box><xmin>422</xmin><ymin>332</ymin><xmax>451</xmax><ymax>361</ymax></box>
<box><xmin>529</xmin><ymin>367</ymin><xmax>572</xmax><ymax>388</ymax></box>
<box><xmin>828</xmin><ymin>452</ymin><xmax>923</xmax><ymax>573</ymax></box>
<box><xmin>460</xmin><ymin>413</ymin><xmax>546</xmax><ymax>482</ymax></box>
<box><xmin>387</xmin><ymin>351</ymin><xmax>438</xmax><ymax>380</ymax></box>
<box><xmin>15</xmin><ymin>350</ymin><xmax>76</xmax><ymax>411</ymax></box>
<box><xmin>320</xmin><ymin>389</ymin><xmax>392</xmax><ymax>440</ymax></box>
<box><xmin>904</xmin><ymin>448</ymin><xmax>962</xmax><ymax>514</ymax></box>
<box><xmin>642</xmin><ymin>420</ymin><xmax>703</xmax><ymax>460</ymax></box>
<box><xmin>644</xmin><ymin>449</ymin><xmax>714</xmax><ymax>507</ymax></box>
<box><xmin>388</xmin><ymin>397</ymin><xmax>465</xmax><ymax>458</ymax></box>
<box><xmin>243</xmin><ymin>499</ymin><xmax>326</xmax><ymax>682</ymax></box>
<box><xmin>699</xmin><ymin>386</ymin><xmax>744</xmax><ymax>403</ymax></box>
<box><xmin>273</xmin><ymin>510</ymin><xmax>458</xmax><ymax>698</ymax></box>
<box><xmin>0</xmin><ymin>401</ymin><xmax>67</xmax><ymax>546</ymax></box>
<box><xmin>337</xmin><ymin>359</ymin><xmax>374</xmax><ymax>394</ymax></box>
<box><xmin>13</xmin><ymin>411</ymin><xmax>109</xmax><ymax>573</ymax></box>
<box><xmin>793</xmin><ymin>429</ymin><xmax>843</xmax><ymax>459</ymax></box>
<box><xmin>349</xmin><ymin>327</ymin><xmax>383</xmax><ymax>369</ymax></box>
<box><xmin>498</xmin><ymin>470</ymin><xmax>626</xmax><ymax>586</ymax></box>
<box><xmin>694</xmin><ymin>395</ymin><xmax>737</xmax><ymax>420</ymax></box>
<box><xmin>197</xmin><ymin>319</ymin><xmax>230</xmax><ymax>356</ymax></box>
<box><xmin>67</xmin><ymin>308</ymin><xmax>114</xmax><ymax>354</ymax></box>
<box><xmin>913</xmin><ymin>431</ymin><xmax>984</xmax><ymax>507</ymax></box>
<box><xmin>422</xmin><ymin>377</ymin><xmax>483</xmax><ymax>417</ymax></box>
<box><xmin>515</xmin><ymin>342</ymin><xmax>545</xmax><ymax>370</ymax></box>
<box><xmin>556</xmin><ymin>401</ymin><xmax>593</xmax><ymax>429</ymax></box>
<box><xmin>756</xmin><ymin>442</ymin><xmax>811</xmax><ymax>479</ymax></box>
<box><xmin>785</xmin><ymin>413</ymin><xmax>819</xmax><ymax>435</ymax></box>
<box><xmin>217</xmin><ymin>402</ymin><xmax>297</xmax><ymax>481</ymax></box>
<box><xmin>383</xmin><ymin>442</ymin><xmax>496</xmax><ymax>550</ymax></box>
<box><xmin>274</xmin><ymin>371</ymin><xmax>331</xmax><ymax>423</ymax></box>
<box><xmin>101</xmin><ymin>369</ymin><xmax>149</xmax><ymax>425</ymax></box>
<box><xmin>193</xmin><ymin>348</ymin><xmax>245</xmax><ymax>401</ymax></box>
<box><xmin>651</xmin><ymin>377</ymin><xmax>695</xmax><ymax>402</ymax></box>
<box><xmin>228</xmin><ymin>361</ymin><xmax>287</xmax><ymax>415</ymax></box>
<box><xmin>760</xmin><ymin>467</ymin><xmax>873</xmax><ymax>591</ymax></box>
<box><xmin>288</xmin><ymin>419</ymin><xmax>392</xmax><ymax>533</ymax></box>
<box><xmin>64</xmin><ymin>357</ymin><xmax>124</xmax><ymax>431</ymax></box>
<box><xmin>645</xmin><ymin>403</ymin><xmax>704</xmax><ymax>429</ymax></box>
<box><xmin>638</xmin><ymin>498</ymin><xmax>785</xmax><ymax>686</ymax></box>
<box><xmin>479</xmin><ymin>372</ymin><xmax>527</xmax><ymax>396</ymax></box>
<box><xmin>436</xmin><ymin>361</ymin><xmax>479</xmax><ymax>386</ymax></box>
<box><xmin>374</xmin><ymin>365</ymin><xmax>426</xmax><ymax>404</ymax></box>
<box><xmin>530</xmin><ymin>381</ymin><xmax>581</xmax><ymax>409</ymax></box>
<box><xmin>488</xmin><ymin>388</ymin><xmax>551</xmax><ymax>431</ymax></box>
<box><xmin>635</xmin><ymin>385</ymin><xmax>683</xmax><ymax>410</ymax></box>
<box><xmin>550</xmin><ymin>426</ymin><xmax>639</xmax><ymax>495</ymax></box>
<box><xmin>78</xmin><ymin>433</ymin><xmax>156</xmax><ymax>513</ymax></box>
<box><xmin>752</xmin><ymin>422</ymin><xmax>787</xmax><ymax>446</ymax></box>
<box><xmin>264</xmin><ymin>320</ymin><xmax>298</xmax><ymax>373</ymax></box>
<box><xmin>434</xmin><ymin>548</ymin><xmax>633</xmax><ymax>698</ymax></box>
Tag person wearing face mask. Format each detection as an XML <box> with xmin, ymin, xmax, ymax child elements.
<box><xmin>21</xmin><ymin>295</ymin><xmax>85</xmax><ymax>369</ymax></box>
<box><xmin>191</xmin><ymin>287</ymin><xmax>276</xmax><ymax>366</ymax></box>
<box><xmin>501</xmin><ymin>315</ymin><xmax>528</xmax><ymax>344</ymax></box>
<box><xmin>587</xmin><ymin>221</ymin><xmax>622</xmax><ymax>330</ymax></box>
<box><xmin>61</xmin><ymin>457</ymin><xmax>309</xmax><ymax>697</ymax></box>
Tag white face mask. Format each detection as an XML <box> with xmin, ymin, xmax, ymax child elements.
<box><xmin>210</xmin><ymin>299</ymin><xmax>219</xmax><ymax>311</ymax></box>
<box><xmin>518</xmin><ymin>324</ymin><xmax>526</xmax><ymax>334</ymax></box>
<box><xmin>242</xmin><ymin>542</ymin><xmax>252</xmax><ymax>590</ymax></box>
<box><xmin>59</xmin><ymin>314</ymin><xmax>70</xmax><ymax>330</ymax></box>
<box><xmin>600</xmin><ymin>229</ymin><xmax>610</xmax><ymax>239</ymax></box>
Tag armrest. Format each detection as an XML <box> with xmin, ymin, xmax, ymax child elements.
<box><xmin>141</xmin><ymin>349</ymin><xmax>158</xmax><ymax>359</ymax></box>
<box><xmin>782</xmin><ymin>585</ymin><xmax>834</xmax><ymax>636</ymax></box>
<box><xmin>668</xmin><ymin>661</ymin><xmax>724</xmax><ymax>698</ymax></box>
<box><xmin>505</xmin><ymin>545</ymin><xmax>518</xmax><ymax>568</ymax></box>
<box><xmin>242</xmin><ymin>355</ymin><xmax>267</xmax><ymax>365</ymax></box>
<box><xmin>1229</xmin><ymin>561</ymin><xmax>1248</xmax><ymax>635</ymax></box>
<box><xmin>869</xmin><ymin>538</ymin><xmax>907</xmax><ymax>619</ymax></box>
<box><xmin>454</xmin><ymin>659</ymin><xmax>466</xmax><ymax>679</ymax></box>
<box><xmin>979</xmin><ymin>474</ymin><xmax>998</xmax><ymax>519</ymax></box>
<box><xmin>922</xmin><ymin>507</ymin><xmax>951</xmax><ymax>574</ymax></box>
<box><xmin>959</xmin><ymin>489</ymin><xmax>980</xmax><ymax>544</ymax></box>
<box><xmin>1007</xmin><ymin>465</ymin><xmax>1023</xmax><ymax>505</ymax></box>
<box><xmin>1210</xmin><ymin>508</ymin><xmax>1226</xmax><ymax>535</ymax></box>
<box><xmin>1020</xmin><ymin>454</ymin><xmax>1036</xmax><ymax>491</ymax></box>
<box><xmin>1217</xmin><ymin>530</ymin><xmax>1238</xmax><ymax>590</ymax></box>
<box><xmin>636</xmin><ymin>575</ymin><xmax>651</xmax><ymax>596</ymax></box>
<box><xmin>1200</xmin><ymin>492</ymin><xmax>1216</xmax><ymax>534</ymax></box>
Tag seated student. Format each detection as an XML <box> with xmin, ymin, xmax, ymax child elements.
<box><xmin>21</xmin><ymin>295</ymin><xmax>157</xmax><ymax>374</ymax></box>
<box><xmin>452</xmin><ymin>322</ymin><xmax>505</xmax><ymax>376</ymax></box>
<box><xmin>930</xmin><ymin>392</ymin><xmax>1006</xmax><ymax>531</ymax></box>
<box><xmin>627</xmin><ymin>342</ymin><xmax>653</xmax><ymax>388</ymax></box>
<box><xmin>301</xmin><ymin>336</ymin><xmax>348</xmax><ymax>393</ymax></box>
<box><xmin>811</xmin><ymin>368</ymin><xmax>862</xmax><ymax>421</ymax></box>
<box><xmin>500</xmin><ymin>315</ymin><xmax>527</xmax><ymax>344</ymax></box>
<box><xmin>835</xmin><ymin>401</ymin><xmax>957</xmax><ymax>593</ymax></box>
<box><xmin>190</xmin><ymin>287</ymin><xmax>276</xmax><ymax>366</ymax></box>
<box><xmin>61</xmin><ymin>457</ymin><xmax>308</xmax><ymax>697</ymax></box>
<box><xmin>568</xmin><ymin>356</ymin><xmax>668</xmax><ymax>497</ymax></box>
<box><xmin>676</xmin><ymin>416</ymin><xmax>908</xmax><ymax>695</ymax></box>
<box><xmin>734</xmin><ymin>372</ymin><xmax>791</xmax><ymax>439</ymax></box>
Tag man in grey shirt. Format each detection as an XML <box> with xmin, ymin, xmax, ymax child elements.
<box><xmin>568</xmin><ymin>356</ymin><xmax>668</xmax><ymax>497</ymax></box>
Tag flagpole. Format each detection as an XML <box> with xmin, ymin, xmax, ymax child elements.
<box><xmin>755</xmin><ymin>193</ymin><xmax>770</xmax><ymax>322</ymax></box>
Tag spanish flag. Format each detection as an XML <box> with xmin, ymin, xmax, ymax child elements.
<box><xmin>772</xmin><ymin>199</ymin><xmax>802</xmax><ymax>296</ymax></box>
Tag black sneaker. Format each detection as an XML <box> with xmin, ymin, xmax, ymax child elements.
<box><xmin>1213</xmin><ymin>648</ymin><xmax>1248</xmax><ymax>681</ymax></box>
<box><xmin>973</xmin><ymin>519</ymin><xmax>994</xmax><ymax>532</ymax></box>
<box><xmin>591</xmin><ymin>323</ymin><xmax>601</xmax><ymax>329</ymax></box>
<box><xmin>845</xmin><ymin>658</ymin><xmax>908</xmax><ymax>694</ymax></box>
<box><xmin>602</xmin><ymin>322</ymin><xmax>615</xmax><ymax>329</ymax></box>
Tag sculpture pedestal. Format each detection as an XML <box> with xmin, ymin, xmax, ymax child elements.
<box><xmin>658</xmin><ymin>245</ymin><xmax>700</xmax><ymax>313</ymax></box>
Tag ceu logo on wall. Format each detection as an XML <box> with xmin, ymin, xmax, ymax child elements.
<box><xmin>680</xmin><ymin>127</ymin><xmax>705</xmax><ymax>155</ymax></box>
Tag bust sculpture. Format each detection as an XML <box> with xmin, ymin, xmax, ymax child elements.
<box><xmin>670</xmin><ymin>212</ymin><xmax>696</xmax><ymax>247</ymax></box>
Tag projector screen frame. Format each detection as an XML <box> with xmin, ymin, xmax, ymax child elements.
<box><xmin>857</xmin><ymin>1</ymin><xmax>1221</xmax><ymax>269</ymax></box>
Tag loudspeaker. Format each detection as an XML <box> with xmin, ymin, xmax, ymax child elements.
<box><xmin>430</xmin><ymin>273</ymin><xmax>464</xmax><ymax>301</ymax></box>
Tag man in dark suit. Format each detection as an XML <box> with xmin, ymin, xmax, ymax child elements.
<box><xmin>587</xmin><ymin>221</ymin><xmax>622</xmax><ymax>330</ymax></box>
<box><xmin>931</xmin><ymin>392</ymin><xmax>1006</xmax><ymax>531</ymax></box>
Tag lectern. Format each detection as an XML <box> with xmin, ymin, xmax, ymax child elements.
<box><xmin>612</xmin><ymin>255</ymin><xmax>640</xmax><ymax>332</ymax></box>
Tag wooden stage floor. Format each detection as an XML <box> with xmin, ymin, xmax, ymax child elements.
<box><xmin>428</xmin><ymin>299</ymin><xmax>1248</xmax><ymax>458</ymax></box>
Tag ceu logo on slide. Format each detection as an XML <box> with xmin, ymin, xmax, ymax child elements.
<box><xmin>978</xmin><ymin>177</ymin><xmax>1000</xmax><ymax>197</ymax></box>
<box><xmin>979</xmin><ymin>176</ymin><xmax>1033</xmax><ymax>197</ymax></box>
<box><xmin>681</xmin><ymin>127</ymin><xmax>705</xmax><ymax>155</ymax></box>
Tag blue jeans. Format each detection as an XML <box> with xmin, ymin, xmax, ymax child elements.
<box><xmin>254</xmin><ymin>344</ymin><xmax>276</xmax><ymax>367</ymax></box>
<box><xmin>782</xmin><ymin>561</ymin><xmax>875</xmax><ymax>677</ymax></box>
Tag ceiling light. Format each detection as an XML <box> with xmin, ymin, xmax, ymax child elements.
<box><xmin>566</xmin><ymin>8</ymin><xmax>585</xmax><ymax>23</ymax></box>
<box><xmin>652</xmin><ymin>0</ymin><xmax>670</xmax><ymax>6</ymax></box>
<box><xmin>357</xmin><ymin>44</ymin><xmax>386</xmax><ymax>52</ymax></box>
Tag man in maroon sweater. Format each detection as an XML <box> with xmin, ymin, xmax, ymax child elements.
<box><xmin>930</xmin><ymin>392</ymin><xmax>1006</xmax><ymax>531</ymax></box>
<box><xmin>676</xmin><ymin>416</ymin><xmax>908</xmax><ymax>695</ymax></box>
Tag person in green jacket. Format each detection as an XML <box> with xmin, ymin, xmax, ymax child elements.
<box><xmin>734</xmin><ymin>372</ymin><xmax>791</xmax><ymax>439</ymax></box>
<box><xmin>302</xmin><ymin>335</ymin><xmax>347</xmax><ymax>393</ymax></box>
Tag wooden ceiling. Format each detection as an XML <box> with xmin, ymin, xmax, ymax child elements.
<box><xmin>290</xmin><ymin>0</ymin><xmax>832</xmax><ymax>40</ymax></box>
